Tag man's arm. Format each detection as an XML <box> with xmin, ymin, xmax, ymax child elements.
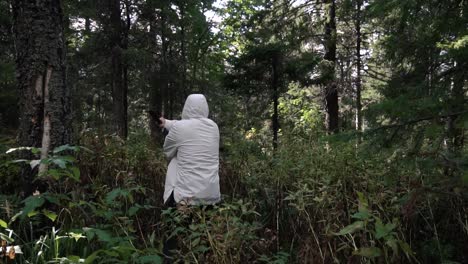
<box><xmin>163</xmin><ymin>123</ymin><xmax>178</xmax><ymax>160</ymax></box>
<box><xmin>159</xmin><ymin>117</ymin><xmax>177</xmax><ymax>131</ymax></box>
<box><xmin>164</xmin><ymin>120</ymin><xmax>177</xmax><ymax>130</ymax></box>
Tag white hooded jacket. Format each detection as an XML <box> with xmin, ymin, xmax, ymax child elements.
<box><xmin>163</xmin><ymin>94</ymin><xmax>220</xmax><ymax>205</ymax></box>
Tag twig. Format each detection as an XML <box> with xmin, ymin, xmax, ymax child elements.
<box><xmin>369</xmin><ymin>110</ymin><xmax>468</xmax><ymax>132</ymax></box>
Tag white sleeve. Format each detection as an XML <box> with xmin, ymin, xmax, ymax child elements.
<box><xmin>163</xmin><ymin>123</ymin><xmax>178</xmax><ymax>160</ymax></box>
<box><xmin>164</xmin><ymin>119</ymin><xmax>178</xmax><ymax>131</ymax></box>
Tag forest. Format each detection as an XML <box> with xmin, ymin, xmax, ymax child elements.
<box><xmin>0</xmin><ymin>0</ymin><xmax>467</xmax><ymax>263</ymax></box>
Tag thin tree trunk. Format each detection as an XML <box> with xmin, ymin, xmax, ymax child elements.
<box><xmin>355</xmin><ymin>0</ymin><xmax>363</xmax><ymax>133</ymax></box>
<box><xmin>149</xmin><ymin>11</ymin><xmax>163</xmax><ymax>144</ymax></box>
<box><xmin>109</xmin><ymin>0</ymin><xmax>127</xmax><ymax>139</ymax></box>
<box><xmin>168</xmin><ymin>45</ymin><xmax>175</xmax><ymax>119</ymax></box>
<box><xmin>161</xmin><ymin>7</ymin><xmax>170</xmax><ymax>118</ymax></box>
<box><xmin>272</xmin><ymin>51</ymin><xmax>282</xmax><ymax>150</ymax></box>
<box><xmin>447</xmin><ymin>61</ymin><xmax>466</xmax><ymax>152</ymax></box>
<box><xmin>180</xmin><ymin>2</ymin><xmax>187</xmax><ymax>101</ymax></box>
<box><xmin>323</xmin><ymin>0</ymin><xmax>339</xmax><ymax>134</ymax></box>
<box><xmin>13</xmin><ymin>0</ymin><xmax>71</xmax><ymax>195</ymax></box>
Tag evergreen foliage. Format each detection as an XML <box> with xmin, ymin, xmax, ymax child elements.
<box><xmin>0</xmin><ymin>0</ymin><xmax>466</xmax><ymax>263</ymax></box>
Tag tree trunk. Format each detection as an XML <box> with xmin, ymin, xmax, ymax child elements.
<box><xmin>272</xmin><ymin>51</ymin><xmax>282</xmax><ymax>149</ymax></box>
<box><xmin>180</xmin><ymin>2</ymin><xmax>188</xmax><ymax>103</ymax></box>
<box><xmin>109</xmin><ymin>0</ymin><xmax>128</xmax><ymax>139</ymax></box>
<box><xmin>323</xmin><ymin>0</ymin><xmax>339</xmax><ymax>134</ymax></box>
<box><xmin>161</xmin><ymin>7</ymin><xmax>171</xmax><ymax>119</ymax></box>
<box><xmin>447</xmin><ymin>61</ymin><xmax>466</xmax><ymax>152</ymax></box>
<box><xmin>355</xmin><ymin>0</ymin><xmax>363</xmax><ymax>132</ymax></box>
<box><xmin>149</xmin><ymin>7</ymin><xmax>165</xmax><ymax>144</ymax></box>
<box><xmin>13</xmin><ymin>0</ymin><xmax>71</xmax><ymax>195</ymax></box>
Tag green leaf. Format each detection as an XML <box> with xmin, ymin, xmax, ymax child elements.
<box><xmin>106</xmin><ymin>188</ymin><xmax>122</xmax><ymax>204</ymax></box>
<box><xmin>0</xmin><ymin>233</ymin><xmax>14</xmax><ymax>243</ymax></box>
<box><xmin>128</xmin><ymin>206</ymin><xmax>140</xmax><ymax>216</ymax></box>
<box><xmin>137</xmin><ymin>255</ymin><xmax>163</xmax><ymax>264</ymax></box>
<box><xmin>83</xmin><ymin>227</ymin><xmax>95</xmax><ymax>240</ymax></box>
<box><xmin>193</xmin><ymin>245</ymin><xmax>210</xmax><ymax>253</ymax></box>
<box><xmin>462</xmin><ymin>170</ymin><xmax>468</xmax><ymax>186</ymax></box>
<box><xmin>44</xmin><ymin>193</ymin><xmax>62</xmax><ymax>205</ymax></box>
<box><xmin>375</xmin><ymin>218</ymin><xmax>396</xmax><ymax>239</ymax></box>
<box><xmin>0</xmin><ymin>219</ymin><xmax>7</xmax><ymax>228</ymax></box>
<box><xmin>351</xmin><ymin>210</ymin><xmax>371</xmax><ymax>220</ymax></box>
<box><xmin>60</xmin><ymin>155</ymin><xmax>76</xmax><ymax>162</ymax></box>
<box><xmin>52</xmin><ymin>158</ymin><xmax>67</xmax><ymax>169</ymax></box>
<box><xmin>79</xmin><ymin>146</ymin><xmax>93</xmax><ymax>153</ymax></box>
<box><xmin>353</xmin><ymin>247</ymin><xmax>382</xmax><ymax>258</ymax></box>
<box><xmin>84</xmin><ymin>250</ymin><xmax>102</xmax><ymax>264</ymax></box>
<box><xmin>192</xmin><ymin>237</ymin><xmax>201</xmax><ymax>247</ymax></box>
<box><xmin>66</xmin><ymin>255</ymin><xmax>82</xmax><ymax>262</ymax></box>
<box><xmin>102</xmin><ymin>249</ymin><xmax>119</xmax><ymax>257</ymax></box>
<box><xmin>22</xmin><ymin>195</ymin><xmax>45</xmax><ymax>218</ymax></box>
<box><xmin>335</xmin><ymin>221</ymin><xmax>364</xmax><ymax>236</ymax></box>
<box><xmin>31</xmin><ymin>147</ymin><xmax>41</xmax><ymax>154</ymax></box>
<box><xmin>48</xmin><ymin>169</ymin><xmax>61</xmax><ymax>180</ymax></box>
<box><xmin>53</xmin><ymin>144</ymin><xmax>79</xmax><ymax>154</ymax></box>
<box><xmin>95</xmin><ymin>229</ymin><xmax>113</xmax><ymax>242</ymax></box>
<box><xmin>386</xmin><ymin>238</ymin><xmax>399</xmax><ymax>254</ymax></box>
<box><xmin>357</xmin><ymin>191</ymin><xmax>369</xmax><ymax>212</ymax></box>
<box><xmin>42</xmin><ymin>209</ymin><xmax>58</xmax><ymax>222</ymax></box>
<box><xmin>398</xmin><ymin>241</ymin><xmax>414</xmax><ymax>256</ymax></box>
<box><xmin>10</xmin><ymin>211</ymin><xmax>22</xmax><ymax>222</ymax></box>
<box><xmin>68</xmin><ymin>232</ymin><xmax>86</xmax><ymax>242</ymax></box>
<box><xmin>83</xmin><ymin>227</ymin><xmax>113</xmax><ymax>243</ymax></box>
<box><xmin>27</xmin><ymin>210</ymin><xmax>39</xmax><ymax>217</ymax></box>
<box><xmin>71</xmin><ymin>166</ymin><xmax>80</xmax><ymax>181</ymax></box>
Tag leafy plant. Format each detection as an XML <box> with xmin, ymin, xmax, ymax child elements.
<box><xmin>162</xmin><ymin>199</ymin><xmax>262</xmax><ymax>263</ymax></box>
<box><xmin>334</xmin><ymin>191</ymin><xmax>414</xmax><ymax>262</ymax></box>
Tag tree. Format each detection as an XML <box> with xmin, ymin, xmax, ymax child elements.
<box><xmin>367</xmin><ymin>0</ymin><xmax>467</xmax><ymax>149</ymax></box>
<box><xmin>323</xmin><ymin>0</ymin><xmax>339</xmax><ymax>134</ymax></box>
<box><xmin>108</xmin><ymin>0</ymin><xmax>128</xmax><ymax>139</ymax></box>
<box><xmin>0</xmin><ymin>0</ymin><xmax>18</xmax><ymax>131</ymax></box>
<box><xmin>354</xmin><ymin>0</ymin><xmax>363</xmax><ymax>132</ymax></box>
<box><xmin>13</xmin><ymin>0</ymin><xmax>71</xmax><ymax>194</ymax></box>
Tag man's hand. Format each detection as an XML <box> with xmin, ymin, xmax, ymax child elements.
<box><xmin>159</xmin><ymin>117</ymin><xmax>166</xmax><ymax>128</ymax></box>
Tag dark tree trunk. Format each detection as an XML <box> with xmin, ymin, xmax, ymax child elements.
<box><xmin>109</xmin><ymin>0</ymin><xmax>128</xmax><ymax>139</ymax></box>
<box><xmin>180</xmin><ymin>2</ymin><xmax>188</xmax><ymax>104</ymax></box>
<box><xmin>161</xmin><ymin>7</ymin><xmax>171</xmax><ymax>119</ymax></box>
<box><xmin>13</xmin><ymin>0</ymin><xmax>71</xmax><ymax>195</ymax></box>
<box><xmin>148</xmin><ymin>12</ymin><xmax>163</xmax><ymax>144</ymax></box>
<box><xmin>168</xmin><ymin>46</ymin><xmax>175</xmax><ymax>119</ymax></box>
<box><xmin>355</xmin><ymin>0</ymin><xmax>363</xmax><ymax>132</ymax></box>
<box><xmin>272</xmin><ymin>51</ymin><xmax>282</xmax><ymax>149</ymax></box>
<box><xmin>447</xmin><ymin>61</ymin><xmax>466</xmax><ymax>152</ymax></box>
<box><xmin>323</xmin><ymin>0</ymin><xmax>339</xmax><ymax>134</ymax></box>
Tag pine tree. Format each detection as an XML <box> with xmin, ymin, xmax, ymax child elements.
<box><xmin>13</xmin><ymin>0</ymin><xmax>71</xmax><ymax>195</ymax></box>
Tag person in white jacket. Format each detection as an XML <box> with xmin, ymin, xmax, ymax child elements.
<box><xmin>159</xmin><ymin>94</ymin><xmax>221</xmax><ymax>206</ymax></box>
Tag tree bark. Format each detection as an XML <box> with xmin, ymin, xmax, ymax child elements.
<box><xmin>13</xmin><ymin>0</ymin><xmax>71</xmax><ymax>195</ymax></box>
<box><xmin>323</xmin><ymin>0</ymin><xmax>339</xmax><ymax>134</ymax></box>
<box><xmin>447</xmin><ymin>61</ymin><xmax>466</xmax><ymax>152</ymax></box>
<box><xmin>272</xmin><ymin>51</ymin><xmax>282</xmax><ymax>149</ymax></box>
<box><xmin>148</xmin><ymin>8</ymin><xmax>164</xmax><ymax>144</ymax></box>
<box><xmin>180</xmin><ymin>2</ymin><xmax>188</xmax><ymax>104</ymax></box>
<box><xmin>355</xmin><ymin>0</ymin><xmax>363</xmax><ymax>132</ymax></box>
<box><xmin>109</xmin><ymin>0</ymin><xmax>128</xmax><ymax>139</ymax></box>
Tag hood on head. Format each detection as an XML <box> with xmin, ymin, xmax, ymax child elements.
<box><xmin>182</xmin><ymin>94</ymin><xmax>209</xmax><ymax>119</ymax></box>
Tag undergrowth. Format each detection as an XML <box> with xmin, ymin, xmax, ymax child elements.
<box><xmin>0</xmin><ymin>130</ymin><xmax>467</xmax><ymax>263</ymax></box>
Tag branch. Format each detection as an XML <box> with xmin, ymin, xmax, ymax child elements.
<box><xmin>370</xmin><ymin>110</ymin><xmax>468</xmax><ymax>132</ymax></box>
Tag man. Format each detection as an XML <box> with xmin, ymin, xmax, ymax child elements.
<box><xmin>159</xmin><ymin>94</ymin><xmax>221</xmax><ymax>206</ymax></box>
<box><xmin>159</xmin><ymin>94</ymin><xmax>220</xmax><ymax>261</ymax></box>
